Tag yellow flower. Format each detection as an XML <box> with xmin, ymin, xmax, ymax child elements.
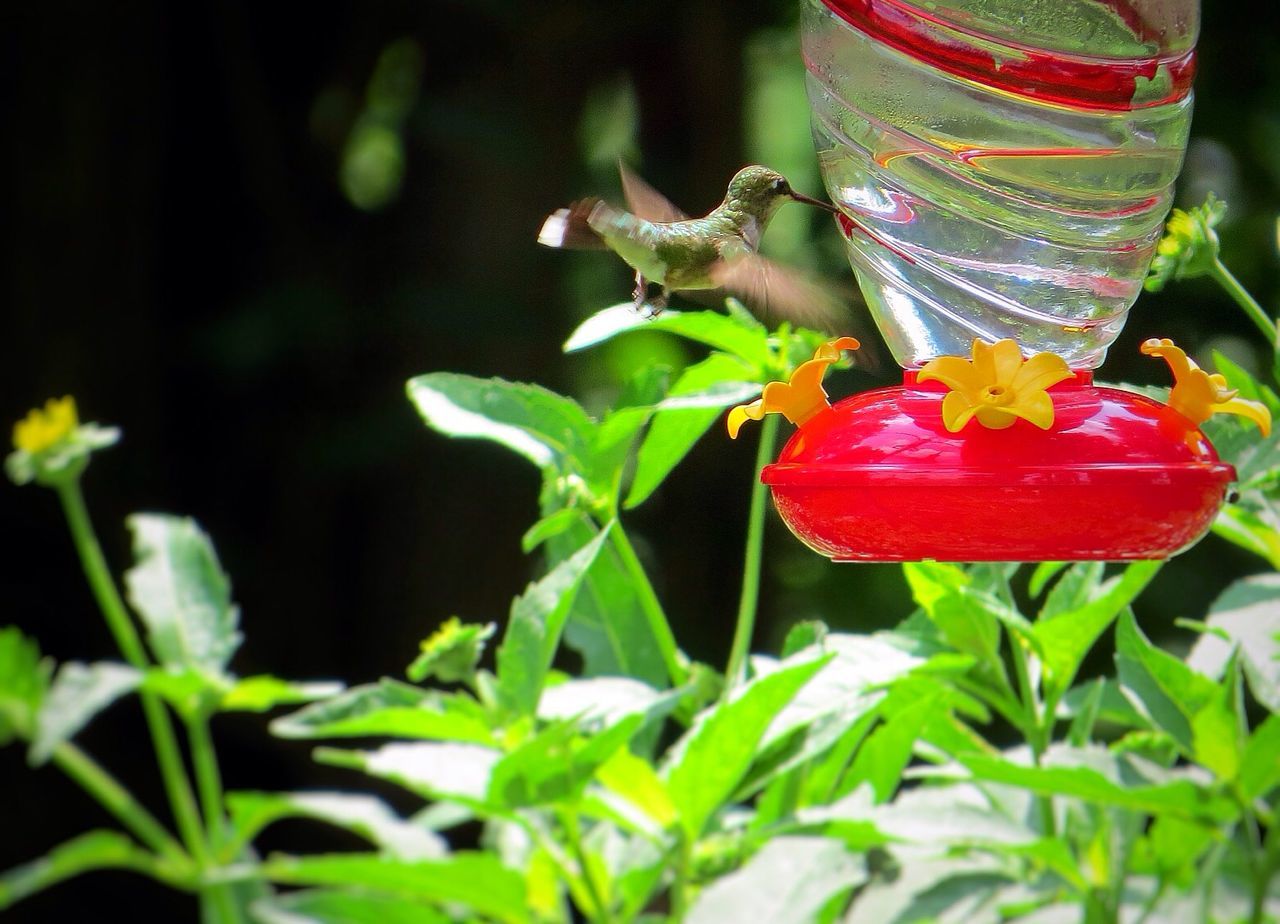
<box><xmin>13</xmin><ymin>396</ymin><xmax>79</xmax><ymax>453</ymax></box>
<box><xmin>918</xmin><ymin>339</ymin><xmax>1073</xmax><ymax>433</ymax></box>
<box><xmin>727</xmin><ymin>337</ymin><xmax>860</xmax><ymax>438</ymax></box>
<box><xmin>1140</xmin><ymin>338</ymin><xmax>1271</xmax><ymax>435</ymax></box>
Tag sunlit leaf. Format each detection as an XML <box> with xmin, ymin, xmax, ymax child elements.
<box><xmin>220</xmin><ymin>675</ymin><xmax>342</xmax><ymax>713</ymax></box>
<box><xmin>124</xmin><ymin>514</ymin><xmax>241</xmax><ymax>677</ymax></box>
<box><xmin>564</xmin><ymin>306</ymin><xmax>774</xmax><ymax>370</ymax></box>
<box><xmin>664</xmin><ymin>656</ymin><xmax>828</xmax><ymax>840</ymax></box>
<box><xmin>29</xmin><ymin>662</ymin><xmax>140</xmax><ymax>765</ymax></box>
<box><xmin>315</xmin><ymin>742</ymin><xmax>501</xmax><ymax>808</ymax></box>
<box><xmin>1115</xmin><ymin>612</ymin><xmax>1218</xmax><ymax>753</ymax></box>
<box><xmin>0</xmin><ymin>627</ymin><xmax>50</xmax><ymax>748</ymax></box>
<box><xmin>406</xmin><ymin>373</ymin><xmax>594</xmax><ymax>472</ymax></box>
<box><xmin>263</xmin><ymin>853</ymin><xmax>528</xmax><ymax>924</ymax></box>
<box><xmin>496</xmin><ymin>527</ymin><xmax>610</xmax><ymax>715</ymax></box>
<box><xmin>252</xmin><ymin>889</ymin><xmax>451</xmax><ymax>924</ymax></box>
<box><xmin>226</xmin><ymin>791</ymin><xmax>446</xmax><ymax>860</ymax></box>
<box><xmin>1187</xmin><ymin>573</ymin><xmax>1280</xmax><ymax>712</ymax></box>
<box><xmin>0</xmin><ymin>830</ymin><xmax>148</xmax><ymax>910</ymax></box>
<box><xmin>686</xmin><ymin>837</ymin><xmax>863</xmax><ymax>924</ymax></box>
<box><xmin>271</xmin><ymin>680</ymin><xmax>494</xmax><ymax>744</ymax></box>
<box><xmin>626</xmin><ymin>354</ymin><xmax>762</xmax><ymax>508</ymax></box>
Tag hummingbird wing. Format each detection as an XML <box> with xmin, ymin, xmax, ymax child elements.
<box><xmin>618</xmin><ymin>160</ymin><xmax>689</xmax><ymax>224</ymax></box>
<box><xmin>709</xmin><ymin>249</ymin><xmax>852</xmax><ymax>335</ymax></box>
<box><xmin>537</xmin><ymin>198</ymin><xmax>610</xmax><ymax>250</ymax></box>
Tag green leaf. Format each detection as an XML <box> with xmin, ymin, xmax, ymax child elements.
<box><xmin>0</xmin><ymin>627</ymin><xmax>50</xmax><ymax>747</ymax></box>
<box><xmin>406</xmin><ymin>373</ymin><xmax>594</xmax><ymax>472</ymax></box>
<box><xmin>1187</xmin><ymin>573</ymin><xmax>1280</xmax><ymax>712</ymax></box>
<box><xmin>782</xmin><ymin>620</ymin><xmax>828</xmax><ymax>658</ymax></box>
<box><xmin>316</xmin><ymin>742</ymin><xmax>502</xmax><ymax>808</ymax></box>
<box><xmin>1240</xmin><ymin>713</ymin><xmax>1280</xmax><ymax>799</ymax></box>
<box><xmin>686</xmin><ymin>837</ymin><xmax>863</xmax><ymax>924</ymax></box>
<box><xmin>124</xmin><ymin>514</ymin><xmax>241</xmax><ymax>677</ymax></box>
<box><xmin>263</xmin><ymin>853</ymin><xmax>529</xmax><ymax>924</ymax></box>
<box><xmin>225</xmin><ymin>791</ymin><xmax>446</xmax><ymax>860</ymax></box>
<box><xmin>1034</xmin><ymin>561</ymin><xmax>1162</xmax><ymax>700</ymax></box>
<box><xmin>1212</xmin><ymin>503</ymin><xmax>1280</xmax><ymax>569</ymax></box>
<box><xmin>536</xmin><ymin>676</ymin><xmax>671</xmax><ymax>730</ymax></box>
<box><xmin>271</xmin><ymin>680</ymin><xmax>494</xmax><ymax>744</ymax></box>
<box><xmin>29</xmin><ymin>662</ymin><xmax>141</xmax><ymax>765</ymax></box>
<box><xmin>625</xmin><ymin>354</ymin><xmax>762</xmax><ymax>508</ymax></box>
<box><xmin>564</xmin><ymin>305</ymin><xmax>774</xmax><ymax>371</ymax></box>
<box><xmin>1028</xmin><ymin>562</ymin><xmax>1069</xmax><ymax>599</ymax></box>
<box><xmin>220</xmin><ymin>675</ymin><xmax>342</xmax><ymax>713</ymax></box>
<box><xmin>1037</xmin><ymin>562</ymin><xmax>1105</xmax><ymax>619</ymax></box>
<box><xmin>487</xmin><ymin>716</ymin><xmax>642</xmax><ymax>808</ymax></box>
<box><xmin>1114</xmin><ymin>611</ymin><xmax>1218</xmax><ymax>753</ymax></box>
<box><xmin>496</xmin><ymin>527</ymin><xmax>610</xmax><ymax>715</ymax></box>
<box><xmin>952</xmin><ymin>745</ymin><xmax>1236</xmax><ymax>822</ymax></box>
<box><xmin>1144</xmin><ymin>814</ymin><xmax>1215</xmax><ymax>877</ymax></box>
<box><xmin>0</xmin><ymin>830</ymin><xmax>154</xmax><ymax>910</ymax></box>
<box><xmin>664</xmin><ymin>656</ymin><xmax>828</xmax><ymax>840</ymax></box>
<box><xmin>521</xmin><ymin>507</ymin><xmax>584</xmax><ymax>553</ymax></box>
<box><xmin>843</xmin><ymin>685</ymin><xmax>941</xmax><ymax>802</ymax></box>
<box><xmin>1190</xmin><ymin>657</ymin><xmax>1244</xmax><ymax>781</ymax></box>
<box><xmin>545</xmin><ymin>518</ymin><xmax>667</xmax><ymax>687</ymax></box>
<box><xmin>251</xmin><ymin>889</ymin><xmax>452</xmax><ymax>924</ymax></box>
<box><xmin>595</xmin><ymin>748</ymin><xmax>677</xmax><ymax>829</ymax></box>
<box><xmin>407</xmin><ymin>618</ymin><xmax>495</xmax><ymax>684</ymax></box>
<box><xmin>903</xmin><ymin>563</ymin><xmax>1006</xmax><ymax>669</ymax></box>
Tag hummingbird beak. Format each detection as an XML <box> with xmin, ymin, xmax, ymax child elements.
<box><xmin>789</xmin><ymin>191</ymin><xmax>841</xmax><ymax>214</ymax></box>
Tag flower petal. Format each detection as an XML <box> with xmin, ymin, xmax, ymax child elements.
<box><xmin>727</xmin><ymin>400</ymin><xmax>766</xmax><ymax>439</ymax></box>
<box><xmin>988</xmin><ymin>339</ymin><xmax>1024</xmax><ymax>385</ymax></box>
<box><xmin>1212</xmin><ymin>398</ymin><xmax>1272</xmax><ymax>437</ymax></box>
<box><xmin>1011</xmin><ymin>352</ymin><xmax>1073</xmax><ymax>395</ymax></box>
<box><xmin>974</xmin><ymin>406</ymin><xmax>1018</xmax><ymax>429</ymax></box>
<box><xmin>940</xmin><ymin>390</ymin><xmax>978</xmax><ymax>433</ymax></box>
<box><xmin>919</xmin><ymin>356</ymin><xmax>984</xmax><ymax>394</ymax></box>
<box><xmin>1007</xmin><ymin>389</ymin><xmax>1057</xmax><ymax>430</ymax></box>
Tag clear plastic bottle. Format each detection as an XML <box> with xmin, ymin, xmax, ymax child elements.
<box><xmin>803</xmin><ymin>0</ymin><xmax>1198</xmax><ymax>369</ymax></box>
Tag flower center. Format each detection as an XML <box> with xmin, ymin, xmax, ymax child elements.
<box><xmin>980</xmin><ymin>384</ymin><xmax>1013</xmax><ymax>407</ymax></box>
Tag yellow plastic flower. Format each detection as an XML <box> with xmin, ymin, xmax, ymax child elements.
<box><xmin>13</xmin><ymin>396</ymin><xmax>78</xmax><ymax>453</ymax></box>
<box><xmin>1140</xmin><ymin>338</ymin><xmax>1271</xmax><ymax>435</ymax></box>
<box><xmin>918</xmin><ymin>339</ymin><xmax>1073</xmax><ymax>433</ymax></box>
<box><xmin>727</xmin><ymin>337</ymin><xmax>861</xmax><ymax>438</ymax></box>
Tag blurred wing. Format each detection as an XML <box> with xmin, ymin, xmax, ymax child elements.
<box><xmin>537</xmin><ymin>198</ymin><xmax>609</xmax><ymax>250</ymax></box>
<box><xmin>618</xmin><ymin>160</ymin><xmax>688</xmax><ymax>224</ymax></box>
<box><xmin>709</xmin><ymin>251</ymin><xmax>852</xmax><ymax>335</ymax></box>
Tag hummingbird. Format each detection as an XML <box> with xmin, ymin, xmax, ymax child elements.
<box><xmin>537</xmin><ymin>163</ymin><xmax>851</xmax><ymax>330</ymax></box>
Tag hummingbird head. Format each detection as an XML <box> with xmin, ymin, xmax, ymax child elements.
<box><xmin>724</xmin><ymin>165</ymin><xmax>840</xmax><ymax>228</ymax></box>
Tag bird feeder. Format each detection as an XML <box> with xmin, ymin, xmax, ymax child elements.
<box><xmin>729</xmin><ymin>338</ymin><xmax>1268</xmax><ymax>562</ymax></box>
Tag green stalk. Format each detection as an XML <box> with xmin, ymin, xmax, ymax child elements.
<box><xmin>560</xmin><ymin>807</ymin><xmax>611</xmax><ymax>924</ymax></box>
<box><xmin>188</xmin><ymin>717</ymin><xmax>228</xmax><ymax>849</ymax></box>
<box><xmin>1009</xmin><ymin>629</ymin><xmax>1056</xmax><ymax>837</ymax></box>
<box><xmin>605</xmin><ymin>524</ymin><xmax>686</xmax><ymax>687</ymax></box>
<box><xmin>51</xmin><ymin>742</ymin><xmax>188</xmax><ymax>862</ymax></box>
<box><xmin>1210</xmin><ymin>258</ymin><xmax>1277</xmax><ymax>345</ymax></box>
<box><xmin>54</xmin><ymin>480</ymin><xmax>209</xmax><ymax>860</ymax></box>
<box><xmin>724</xmin><ymin>413</ymin><xmax>779</xmax><ymax>693</ymax></box>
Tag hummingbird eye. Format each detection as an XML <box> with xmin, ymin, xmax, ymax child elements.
<box><xmin>772</xmin><ymin>178</ymin><xmax>788</xmax><ymax>193</ymax></box>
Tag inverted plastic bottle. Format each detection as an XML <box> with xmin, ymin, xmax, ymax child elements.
<box><xmin>802</xmin><ymin>0</ymin><xmax>1199</xmax><ymax>369</ymax></box>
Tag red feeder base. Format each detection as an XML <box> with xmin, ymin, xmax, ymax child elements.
<box><xmin>762</xmin><ymin>372</ymin><xmax>1234</xmax><ymax>562</ymax></box>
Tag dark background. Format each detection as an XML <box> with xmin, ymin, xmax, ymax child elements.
<box><xmin>2</xmin><ymin>2</ymin><xmax>1277</xmax><ymax>919</ymax></box>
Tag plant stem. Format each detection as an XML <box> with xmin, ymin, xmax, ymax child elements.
<box><xmin>1009</xmin><ymin>632</ymin><xmax>1056</xmax><ymax>837</ymax></box>
<box><xmin>560</xmin><ymin>807</ymin><xmax>611</xmax><ymax>924</ymax></box>
<box><xmin>670</xmin><ymin>834</ymin><xmax>693</xmax><ymax>921</ymax></box>
<box><xmin>55</xmin><ymin>480</ymin><xmax>208</xmax><ymax>860</ymax></box>
<box><xmin>605</xmin><ymin>524</ymin><xmax>687</xmax><ymax>687</ymax></box>
<box><xmin>188</xmin><ymin>717</ymin><xmax>228</xmax><ymax>850</ymax></box>
<box><xmin>1249</xmin><ymin>819</ymin><xmax>1279</xmax><ymax>924</ymax></box>
<box><xmin>1211</xmin><ymin>258</ymin><xmax>1277</xmax><ymax>346</ymax></box>
<box><xmin>51</xmin><ymin>742</ymin><xmax>188</xmax><ymax>861</ymax></box>
<box><xmin>725</xmin><ymin>413</ymin><xmax>779</xmax><ymax>693</ymax></box>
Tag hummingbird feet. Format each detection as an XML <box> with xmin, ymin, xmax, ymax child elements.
<box><xmin>631</xmin><ymin>273</ymin><xmax>667</xmax><ymax>318</ymax></box>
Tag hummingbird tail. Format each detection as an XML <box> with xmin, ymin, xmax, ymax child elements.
<box><xmin>537</xmin><ymin>199</ymin><xmax>609</xmax><ymax>250</ymax></box>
